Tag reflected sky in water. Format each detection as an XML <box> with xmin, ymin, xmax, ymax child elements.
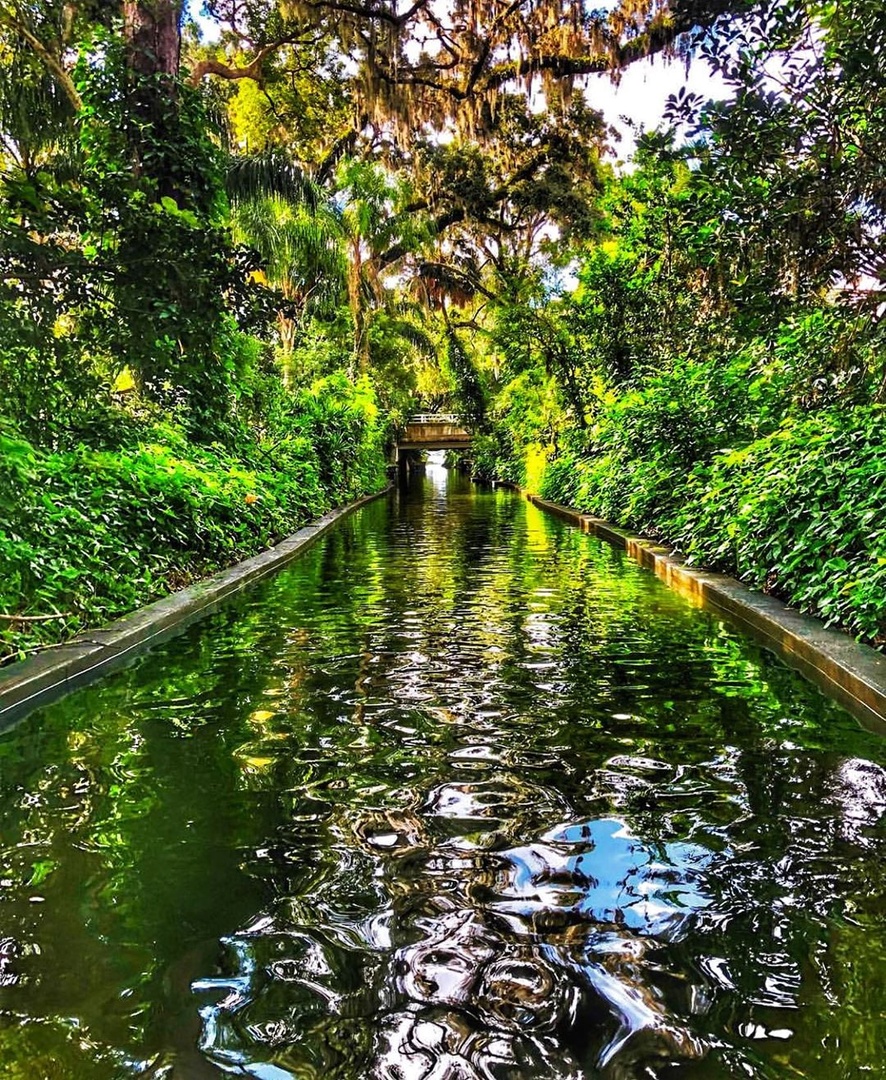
<box><xmin>0</xmin><ymin>466</ymin><xmax>885</xmax><ymax>1079</ymax></box>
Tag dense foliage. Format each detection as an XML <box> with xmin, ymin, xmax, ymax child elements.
<box><xmin>460</xmin><ymin>0</ymin><xmax>886</xmax><ymax>646</ymax></box>
<box><xmin>0</xmin><ymin>375</ymin><xmax>386</xmax><ymax>661</ymax></box>
<box><xmin>4</xmin><ymin>0</ymin><xmax>886</xmax><ymax>657</ymax></box>
<box><xmin>0</xmin><ymin>9</ymin><xmax>403</xmax><ymax>660</ymax></box>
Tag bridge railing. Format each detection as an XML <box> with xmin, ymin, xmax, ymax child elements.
<box><xmin>407</xmin><ymin>413</ymin><xmax>463</xmax><ymax>425</ymax></box>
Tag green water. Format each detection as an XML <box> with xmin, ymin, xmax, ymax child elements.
<box><xmin>1</xmin><ymin>467</ymin><xmax>885</xmax><ymax>1079</ymax></box>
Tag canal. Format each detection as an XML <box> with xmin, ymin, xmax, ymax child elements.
<box><xmin>0</xmin><ymin>465</ymin><xmax>884</xmax><ymax>1078</ymax></box>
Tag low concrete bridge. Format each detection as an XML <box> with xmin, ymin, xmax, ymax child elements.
<box><xmin>396</xmin><ymin>414</ymin><xmax>472</xmax><ymax>482</ymax></box>
<box><xmin>398</xmin><ymin>414</ymin><xmax>472</xmax><ymax>451</ymax></box>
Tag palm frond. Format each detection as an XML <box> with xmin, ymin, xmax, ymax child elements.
<box><xmin>226</xmin><ymin>151</ymin><xmax>320</xmax><ymax>210</ymax></box>
<box><xmin>0</xmin><ymin>42</ymin><xmax>77</xmax><ymax>173</ymax></box>
<box><xmin>314</xmin><ymin>126</ymin><xmax>360</xmax><ymax>187</ymax></box>
<box><xmin>232</xmin><ymin>195</ymin><xmax>348</xmax><ymax>306</ymax></box>
<box><xmin>386</xmin><ymin>318</ymin><xmax>436</xmax><ymax>356</ymax></box>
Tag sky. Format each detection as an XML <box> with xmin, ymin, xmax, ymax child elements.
<box><xmin>584</xmin><ymin>59</ymin><xmax>727</xmax><ymax>160</ymax></box>
<box><xmin>583</xmin><ymin>0</ymin><xmax>729</xmax><ymax>157</ymax></box>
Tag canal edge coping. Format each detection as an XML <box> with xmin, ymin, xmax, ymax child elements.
<box><xmin>0</xmin><ymin>486</ymin><xmax>393</xmax><ymax>728</ymax></box>
<box><xmin>527</xmin><ymin>494</ymin><xmax>886</xmax><ymax>733</ymax></box>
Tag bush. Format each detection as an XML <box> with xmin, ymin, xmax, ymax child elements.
<box><xmin>662</xmin><ymin>408</ymin><xmax>886</xmax><ymax>643</ymax></box>
<box><xmin>536</xmin><ymin>400</ymin><xmax>886</xmax><ymax>646</ymax></box>
<box><xmin>0</xmin><ymin>375</ymin><xmax>389</xmax><ymax>664</ymax></box>
<box><xmin>536</xmin><ymin>354</ymin><xmax>764</xmax><ymax>530</ymax></box>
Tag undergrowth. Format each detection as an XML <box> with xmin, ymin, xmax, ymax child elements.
<box><xmin>0</xmin><ymin>374</ymin><xmax>388</xmax><ymax>664</ymax></box>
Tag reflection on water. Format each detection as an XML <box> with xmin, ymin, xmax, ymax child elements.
<box><xmin>1</xmin><ymin>468</ymin><xmax>885</xmax><ymax>1079</ymax></box>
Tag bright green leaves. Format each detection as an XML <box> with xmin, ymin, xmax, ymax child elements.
<box><xmin>467</xmin><ymin>3</ymin><xmax>886</xmax><ymax>650</ymax></box>
<box><xmin>0</xmin><ymin>374</ymin><xmax>387</xmax><ymax>664</ymax></box>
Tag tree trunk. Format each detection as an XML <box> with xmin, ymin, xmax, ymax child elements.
<box><xmin>278</xmin><ymin>312</ymin><xmax>297</xmax><ymax>385</ymax></box>
<box><xmin>121</xmin><ymin>0</ymin><xmax>185</xmax><ymax>199</ymax></box>
<box><xmin>123</xmin><ymin>0</ymin><xmax>182</xmax><ymax>79</ymax></box>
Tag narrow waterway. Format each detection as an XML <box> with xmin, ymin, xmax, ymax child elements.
<box><xmin>1</xmin><ymin>466</ymin><xmax>884</xmax><ymax>1079</ymax></box>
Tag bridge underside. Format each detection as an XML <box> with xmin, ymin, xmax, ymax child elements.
<box><xmin>395</xmin><ymin>420</ymin><xmax>471</xmax><ymax>483</ymax></box>
<box><xmin>398</xmin><ymin>420</ymin><xmax>472</xmax><ymax>454</ymax></box>
<box><xmin>397</xmin><ymin>437</ymin><xmax>472</xmax><ymax>452</ymax></box>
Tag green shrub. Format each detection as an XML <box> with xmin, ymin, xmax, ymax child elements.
<box><xmin>663</xmin><ymin>408</ymin><xmax>886</xmax><ymax>643</ymax></box>
<box><xmin>536</xmin><ymin>354</ymin><xmax>764</xmax><ymax>529</ymax></box>
<box><xmin>0</xmin><ymin>374</ymin><xmax>389</xmax><ymax>664</ymax></box>
<box><xmin>536</xmin><ymin>401</ymin><xmax>886</xmax><ymax>646</ymax></box>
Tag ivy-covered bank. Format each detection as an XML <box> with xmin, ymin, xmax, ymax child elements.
<box><xmin>0</xmin><ymin>22</ymin><xmax>413</xmax><ymax>667</ymax></box>
<box><xmin>475</xmin><ymin>401</ymin><xmax>886</xmax><ymax>648</ymax></box>
<box><xmin>0</xmin><ymin>375</ymin><xmax>387</xmax><ymax>664</ymax></box>
<box><xmin>468</xmin><ymin>329</ymin><xmax>886</xmax><ymax>649</ymax></box>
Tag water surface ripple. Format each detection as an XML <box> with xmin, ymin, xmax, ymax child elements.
<box><xmin>1</xmin><ymin>467</ymin><xmax>885</xmax><ymax>1079</ymax></box>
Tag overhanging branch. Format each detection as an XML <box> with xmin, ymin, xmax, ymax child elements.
<box><xmin>0</xmin><ymin>12</ymin><xmax>82</xmax><ymax>110</ymax></box>
<box><xmin>188</xmin><ymin>44</ymin><xmax>276</xmax><ymax>86</ymax></box>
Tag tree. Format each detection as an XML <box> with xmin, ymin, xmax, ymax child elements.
<box><xmin>9</xmin><ymin>1</ymin><xmax>760</xmax><ymax>136</ymax></box>
<box><xmin>124</xmin><ymin>0</ymin><xmax>183</xmax><ymax>77</ymax></box>
<box><xmin>673</xmin><ymin>0</ymin><xmax>886</xmax><ymax>300</ymax></box>
<box><xmin>197</xmin><ymin>0</ymin><xmax>754</xmax><ymax>131</ymax></box>
<box><xmin>232</xmin><ymin>194</ymin><xmax>347</xmax><ymax>363</ymax></box>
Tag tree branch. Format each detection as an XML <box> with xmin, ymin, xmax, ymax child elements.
<box><xmin>0</xmin><ymin>13</ymin><xmax>82</xmax><ymax>110</ymax></box>
<box><xmin>378</xmin><ymin>151</ymin><xmax>547</xmax><ymax>267</ymax></box>
<box><xmin>366</xmin><ymin>0</ymin><xmax>751</xmax><ymax>99</ymax></box>
<box><xmin>188</xmin><ymin>44</ymin><xmax>276</xmax><ymax>86</ymax></box>
<box><xmin>301</xmin><ymin>0</ymin><xmax>431</xmax><ymax>29</ymax></box>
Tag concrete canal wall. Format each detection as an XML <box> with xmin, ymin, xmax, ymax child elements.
<box><xmin>0</xmin><ymin>487</ymin><xmax>392</xmax><ymax>728</ymax></box>
<box><xmin>528</xmin><ymin>494</ymin><xmax>886</xmax><ymax>734</ymax></box>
